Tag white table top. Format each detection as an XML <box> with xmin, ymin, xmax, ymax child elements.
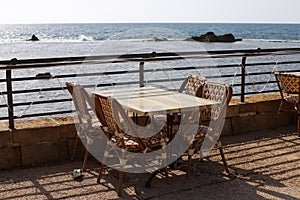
<box><xmin>93</xmin><ymin>86</ymin><xmax>218</xmax><ymax>115</ymax></box>
<box><xmin>279</xmin><ymin>72</ymin><xmax>300</xmax><ymax>76</ymax></box>
<box><xmin>287</xmin><ymin>72</ymin><xmax>300</xmax><ymax>76</ymax></box>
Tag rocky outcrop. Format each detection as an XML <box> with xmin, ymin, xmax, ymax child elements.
<box><xmin>186</xmin><ymin>32</ymin><xmax>241</xmax><ymax>42</ymax></box>
<box><xmin>28</xmin><ymin>34</ymin><xmax>39</xmax><ymax>41</ymax></box>
<box><xmin>152</xmin><ymin>37</ymin><xmax>168</xmax><ymax>42</ymax></box>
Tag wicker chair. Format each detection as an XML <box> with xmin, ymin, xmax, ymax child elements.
<box><xmin>66</xmin><ymin>82</ymin><xmax>106</xmax><ymax>171</ymax></box>
<box><xmin>178</xmin><ymin>74</ymin><xmax>206</xmax><ymax>95</ymax></box>
<box><xmin>94</xmin><ymin>94</ymin><xmax>169</xmax><ymax>197</ymax></box>
<box><xmin>186</xmin><ymin>81</ymin><xmax>232</xmax><ymax>177</ymax></box>
<box><xmin>274</xmin><ymin>72</ymin><xmax>300</xmax><ymax>136</ymax></box>
<box><xmin>171</xmin><ymin>74</ymin><xmax>207</xmax><ymax>129</ymax></box>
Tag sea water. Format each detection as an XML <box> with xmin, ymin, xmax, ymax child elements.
<box><xmin>0</xmin><ymin>23</ymin><xmax>300</xmax><ymax>59</ymax></box>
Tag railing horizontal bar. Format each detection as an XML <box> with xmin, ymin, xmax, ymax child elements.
<box><xmin>1</xmin><ymin>47</ymin><xmax>300</xmax><ymax>70</ymax></box>
<box><xmin>245</xmin><ymin>70</ymin><xmax>300</xmax><ymax>77</ymax></box>
<box><xmin>14</xmin><ymin>110</ymin><xmax>73</xmax><ymax>119</ymax></box>
<box><xmin>0</xmin><ymin>116</ymin><xmax>8</xmax><ymax>120</ymax></box>
<box><xmin>2</xmin><ymin>80</ymin><xmax>141</xmax><ymax>95</ymax></box>
<box><xmin>244</xmin><ymin>90</ymin><xmax>279</xmax><ymax>95</ymax></box>
<box><xmin>9</xmin><ymin>87</ymin><xmax>66</xmax><ymax>94</ymax></box>
<box><xmin>0</xmin><ymin>104</ymin><xmax>7</xmax><ymax>108</ymax></box>
<box><xmin>233</xmin><ymin>80</ymin><xmax>277</xmax><ymax>87</ymax></box>
<box><xmin>4</xmin><ymin>53</ymin><xmax>300</xmax><ymax>72</ymax></box>
<box><xmin>233</xmin><ymin>89</ymin><xmax>279</xmax><ymax>96</ymax></box>
<box><xmin>245</xmin><ymin>60</ymin><xmax>300</xmax><ymax>67</ymax></box>
<box><xmin>5</xmin><ymin>70</ymin><xmax>142</xmax><ymax>82</ymax></box>
<box><xmin>12</xmin><ymin>98</ymin><xmax>72</xmax><ymax>107</ymax></box>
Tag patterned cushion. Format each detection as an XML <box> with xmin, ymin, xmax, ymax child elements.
<box><xmin>285</xmin><ymin>96</ymin><xmax>300</xmax><ymax>104</ymax></box>
<box><xmin>195</xmin><ymin>125</ymin><xmax>212</xmax><ymax>139</ymax></box>
<box><xmin>98</xmin><ymin>96</ymin><xmax>169</xmax><ymax>152</ymax></box>
<box><xmin>200</xmin><ymin>82</ymin><xmax>227</xmax><ymax>120</ymax></box>
<box><xmin>99</xmin><ymin>97</ymin><xmax>119</xmax><ymax>132</ymax></box>
<box><xmin>202</xmin><ymin>82</ymin><xmax>227</xmax><ymax>102</ymax></box>
<box><xmin>276</xmin><ymin>73</ymin><xmax>300</xmax><ymax>94</ymax></box>
<box><xmin>144</xmin><ymin>134</ymin><xmax>168</xmax><ymax>148</ymax></box>
<box><xmin>190</xmin><ymin>125</ymin><xmax>213</xmax><ymax>150</ymax></box>
<box><xmin>112</xmin><ymin>133</ymin><xmax>168</xmax><ymax>151</ymax></box>
<box><xmin>186</xmin><ymin>75</ymin><xmax>206</xmax><ymax>96</ymax></box>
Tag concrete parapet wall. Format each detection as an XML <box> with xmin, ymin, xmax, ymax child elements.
<box><xmin>222</xmin><ymin>94</ymin><xmax>295</xmax><ymax>135</ymax></box>
<box><xmin>0</xmin><ymin>94</ymin><xmax>296</xmax><ymax>169</ymax></box>
<box><xmin>0</xmin><ymin>117</ymin><xmax>82</xmax><ymax>169</ymax></box>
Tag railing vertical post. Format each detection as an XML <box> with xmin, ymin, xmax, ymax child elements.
<box><xmin>139</xmin><ymin>62</ymin><xmax>145</xmax><ymax>87</ymax></box>
<box><xmin>6</xmin><ymin>66</ymin><xmax>14</xmax><ymax>129</ymax></box>
<box><xmin>241</xmin><ymin>56</ymin><xmax>247</xmax><ymax>102</ymax></box>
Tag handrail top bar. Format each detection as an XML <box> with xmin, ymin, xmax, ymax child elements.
<box><xmin>0</xmin><ymin>47</ymin><xmax>300</xmax><ymax>69</ymax></box>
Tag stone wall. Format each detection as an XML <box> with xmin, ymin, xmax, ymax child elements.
<box><xmin>222</xmin><ymin>94</ymin><xmax>295</xmax><ymax>135</ymax></box>
<box><xmin>0</xmin><ymin>117</ymin><xmax>82</xmax><ymax>169</ymax></box>
<box><xmin>0</xmin><ymin>94</ymin><xmax>296</xmax><ymax>169</ymax></box>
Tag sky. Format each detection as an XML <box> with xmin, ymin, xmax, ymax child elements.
<box><xmin>0</xmin><ymin>0</ymin><xmax>299</xmax><ymax>24</ymax></box>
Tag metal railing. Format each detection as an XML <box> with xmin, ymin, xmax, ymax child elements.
<box><xmin>1</xmin><ymin>47</ymin><xmax>300</xmax><ymax>129</ymax></box>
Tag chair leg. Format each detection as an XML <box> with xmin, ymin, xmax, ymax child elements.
<box><xmin>298</xmin><ymin>112</ymin><xmax>300</xmax><ymax>137</ymax></box>
<box><xmin>162</xmin><ymin>149</ymin><xmax>168</xmax><ymax>181</ymax></box>
<box><xmin>217</xmin><ymin>140</ymin><xmax>229</xmax><ymax>174</ymax></box>
<box><xmin>71</xmin><ymin>135</ymin><xmax>79</xmax><ymax>160</ymax></box>
<box><xmin>82</xmin><ymin>150</ymin><xmax>89</xmax><ymax>171</ymax></box>
<box><xmin>97</xmin><ymin>147</ymin><xmax>110</xmax><ymax>183</ymax></box>
<box><xmin>97</xmin><ymin>162</ymin><xmax>105</xmax><ymax>183</ymax></box>
<box><xmin>187</xmin><ymin>155</ymin><xmax>192</xmax><ymax>178</ymax></box>
<box><xmin>118</xmin><ymin>170</ymin><xmax>124</xmax><ymax>197</ymax></box>
<box><xmin>186</xmin><ymin>146</ymin><xmax>194</xmax><ymax>179</ymax></box>
<box><xmin>273</xmin><ymin>100</ymin><xmax>284</xmax><ymax>130</ymax></box>
<box><xmin>164</xmin><ymin>167</ymin><xmax>169</xmax><ymax>181</ymax></box>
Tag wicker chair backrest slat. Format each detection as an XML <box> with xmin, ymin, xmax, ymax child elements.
<box><xmin>178</xmin><ymin>75</ymin><xmax>206</xmax><ymax>96</ymax></box>
<box><xmin>274</xmin><ymin>72</ymin><xmax>300</xmax><ymax>94</ymax></box>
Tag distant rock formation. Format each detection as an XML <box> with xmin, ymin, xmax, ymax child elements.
<box><xmin>152</xmin><ymin>37</ymin><xmax>168</xmax><ymax>42</ymax></box>
<box><xmin>186</xmin><ymin>32</ymin><xmax>241</xmax><ymax>42</ymax></box>
<box><xmin>28</xmin><ymin>34</ymin><xmax>39</xmax><ymax>41</ymax></box>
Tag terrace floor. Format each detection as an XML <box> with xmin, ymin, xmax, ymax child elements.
<box><xmin>1</xmin><ymin>126</ymin><xmax>300</xmax><ymax>200</ymax></box>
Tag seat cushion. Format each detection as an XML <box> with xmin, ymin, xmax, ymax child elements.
<box><xmin>195</xmin><ymin>125</ymin><xmax>212</xmax><ymax>139</ymax></box>
<box><xmin>285</xmin><ymin>96</ymin><xmax>300</xmax><ymax>104</ymax></box>
<box><xmin>111</xmin><ymin>132</ymin><xmax>168</xmax><ymax>152</ymax></box>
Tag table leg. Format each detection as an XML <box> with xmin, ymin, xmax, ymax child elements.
<box><xmin>297</xmin><ymin>103</ymin><xmax>300</xmax><ymax>137</ymax></box>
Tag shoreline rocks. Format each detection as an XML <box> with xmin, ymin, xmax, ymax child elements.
<box><xmin>152</xmin><ymin>37</ymin><xmax>168</xmax><ymax>42</ymax></box>
<box><xmin>28</xmin><ymin>34</ymin><xmax>39</xmax><ymax>41</ymax></box>
<box><xmin>186</xmin><ymin>32</ymin><xmax>242</xmax><ymax>42</ymax></box>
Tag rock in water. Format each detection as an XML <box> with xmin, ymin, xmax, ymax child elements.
<box><xmin>29</xmin><ymin>34</ymin><xmax>39</xmax><ymax>41</ymax></box>
<box><xmin>186</xmin><ymin>32</ymin><xmax>241</xmax><ymax>42</ymax></box>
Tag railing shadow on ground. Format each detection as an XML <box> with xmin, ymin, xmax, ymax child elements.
<box><xmin>0</xmin><ymin>161</ymin><xmax>123</xmax><ymax>200</ymax></box>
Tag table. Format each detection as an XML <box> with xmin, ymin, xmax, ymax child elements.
<box><xmin>93</xmin><ymin>86</ymin><xmax>217</xmax><ymax>116</ymax></box>
<box><xmin>284</xmin><ymin>72</ymin><xmax>300</xmax><ymax>76</ymax></box>
<box><xmin>93</xmin><ymin>86</ymin><xmax>219</xmax><ymax>142</ymax></box>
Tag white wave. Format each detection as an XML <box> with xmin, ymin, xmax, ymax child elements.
<box><xmin>78</xmin><ymin>35</ymin><xmax>94</xmax><ymax>42</ymax></box>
